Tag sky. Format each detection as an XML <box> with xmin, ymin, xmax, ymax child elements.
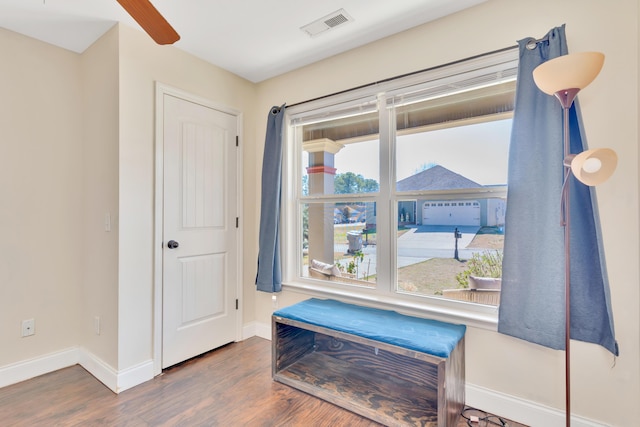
<box><xmin>329</xmin><ymin>118</ymin><xmax>512</xmax><ymax>186</ymax></box>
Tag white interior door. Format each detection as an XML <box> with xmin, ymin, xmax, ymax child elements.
<box><xmin>161</xmin><ymin>93</ymin><xmax>238</xmax><ymax>369</ymax></box>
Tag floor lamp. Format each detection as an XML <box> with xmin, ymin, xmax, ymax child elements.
<box><xmin>533</xmin><ymin>53</ymin><xmax>617</xmax><ymax>426</ymax></box>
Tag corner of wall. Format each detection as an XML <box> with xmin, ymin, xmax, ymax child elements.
<box><xmin>79</xmin><ymin>347</ymin><xmax>153</xmax><ymax>394</ymax></box>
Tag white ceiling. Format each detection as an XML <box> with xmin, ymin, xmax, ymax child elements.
<box><xmin>0</xmin><ymin>0</ymin><xmax>486</xmax><ymax>83</ymax></box>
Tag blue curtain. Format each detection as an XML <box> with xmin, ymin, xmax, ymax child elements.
<box><xmin>498</xmin><ymin>25</ymin><xmax>618</xmax><ymax>356</ymax></box>
<box><xmin>256</xmin><ymin>105</ymin><xmax>286</xmax><ymax>293</ymax></box>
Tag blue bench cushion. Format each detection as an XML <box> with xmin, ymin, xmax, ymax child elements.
<box><xmin>273</xmin><ymin>298</ymin><xmax>466</xmax><ymax>358</ymax></box>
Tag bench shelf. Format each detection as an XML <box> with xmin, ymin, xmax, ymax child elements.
<box><xmin>272</xmin><ymin>301</ymin><xmax>465</xmax><ymax>427</ymax></box>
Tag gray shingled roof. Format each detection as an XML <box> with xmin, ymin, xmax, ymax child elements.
<box><xmin>396</xmin><ymin>165</ymin><xmax>481</xmax><ymax>191</ymax></box>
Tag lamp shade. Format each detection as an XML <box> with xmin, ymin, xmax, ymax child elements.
<box><xmin>533</xmin><ymin>52</ymin><xmax>605</xmax><ymax>95</ymax></box>
<box><xmin>571</xmin><ymin>148</ymin><xmax>617</xmax><ymax>186</ymax></box>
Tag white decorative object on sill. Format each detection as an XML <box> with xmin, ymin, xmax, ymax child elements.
<box><xmin>309</xmin><ymin>259</ymin><xmax>342</xmax><ymax>277</ymax></box>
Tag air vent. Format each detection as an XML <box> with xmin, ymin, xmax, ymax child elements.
<box><xmin>301</xmin><ymin>9</ymin><xmax>354</xmax><ymax>38</ymax></box>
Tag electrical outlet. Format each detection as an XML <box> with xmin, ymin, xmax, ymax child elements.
<box><xmin>94</xmin><ymin>316</ymin><xmax>101</xmax><ymax>335</ymax></box>
<box><xmin>21</xmin><ymin>319</ymin><xmax>35</xmax><ymax>337</ymax></box>
<box><xmin>272</xmin><ymin>295</ymin><xmax>278</xmax><ymax>309</ymax></box>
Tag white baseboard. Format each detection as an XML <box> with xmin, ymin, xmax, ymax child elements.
<box><xmin>113</xmin><ymin>359</ymin><xmax>154</xmax><ymax>393</ymax></box>
<box><xmin>0</xmin><ymin>347</ymin><xmax>79</xmax><ymax>388</ymax></box>
<box><xmin>466</xmin><ymin>383</ymin><xmax>608</xmax><ymax>427</ymax></box>
<box><xmin>77</xmin><ymin>349</ymin><xmax>118</xmax><ymax>392</ymax></box>
<box><xmin>255</xmin><ymin>321</ymin><xmax>272</xmax><ymax>340</ymax></box>
<box><xmin>76</xmin><ymin>349</ymin><xmax>153</xmax><ymax>393</ymax></box>
<box><xmin>242</xmin><ymin>321</ymin><xmax>257</xmax><ymax>340</ymax></box>
<box><xmin>243</xmin><ymin>321</ymin><xmax>271</xmax><ymax>340</ymax></box>
<box><xmin>0</xmin><ymin>347</ymin><xmax>153</xmax><ymax>394</ymax></box>
<box><xmin>0</xmin><ymin>328</ymin><xmax>609</xmax><ymax>427</ymax></box>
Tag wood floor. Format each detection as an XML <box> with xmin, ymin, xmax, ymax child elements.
<box><xmin>0</xmin><ymin>337</ymin><xmax>527</xmax><ymax>426</ymax></box>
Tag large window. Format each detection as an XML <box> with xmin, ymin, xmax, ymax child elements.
<box><xmin>283</xmin><ymin>49</ymin><xmax>517</xmax><ymax>313</ymax></box>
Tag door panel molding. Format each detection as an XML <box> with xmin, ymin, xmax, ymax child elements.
<box><xmin>153</xmin><ymin>82</ymin><xmax>243</xmax><ymax>375</ymax></box>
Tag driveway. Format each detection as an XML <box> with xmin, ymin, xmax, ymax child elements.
<box><xmin>398</xmin><ymin>225</ymin><xmax>479</xmax><ymax>249</ymax></box>
<box><xmin>334</xmin><ymin>224</ymin><xmax>483</xmax><ymax>279</ymax></box>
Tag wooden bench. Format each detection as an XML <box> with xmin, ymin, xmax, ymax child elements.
<box><xmin>272</xmin><ymin>298</ymin><xmax>466</xmax><ymax>426</ymax></box>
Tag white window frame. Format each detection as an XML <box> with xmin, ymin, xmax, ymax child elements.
<box><xmin>281</xmin><ymin>48</ymin><xmax>518</xmax><ymax>329</ymax></box>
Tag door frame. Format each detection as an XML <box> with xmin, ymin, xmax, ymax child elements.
<box><xmin>153</xmin><ymin>82</ymin><xmax>244</xmax><ymax>375</ymax></box>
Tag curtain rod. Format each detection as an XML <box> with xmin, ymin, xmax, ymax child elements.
<box><xmin>274</xmin><ymin>44</ymin><xmax>519</xmax><ymax>114</ymax></box>
<box><xmin>525</xmin><ymin>34</ymin><xmax>550</xmax><ymax>50</ymax></box>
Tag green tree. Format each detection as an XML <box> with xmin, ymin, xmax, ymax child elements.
<box><xmin>334</xmin><ymin>172</ymin><xmax>379</xmax><ymax>194</ymax></box>
<box><xmin>360</xmin><ymin>177</ymin><xmax>379</xmax><ymax>193</ymax></box>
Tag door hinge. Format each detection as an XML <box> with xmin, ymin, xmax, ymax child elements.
<box><xmin>236</xmin><ymin>217</ymin><xmax>239</xmax><ymax>228</ymax></box>
<box><xmin>236</xmin><ymin>135</ymin><xmax>239</xmax><ymax>147</ymax></box>
<box><xmin>235</xmin><ymin>299</ymin><xmax>239</xmax><ymax>310</ymax></box>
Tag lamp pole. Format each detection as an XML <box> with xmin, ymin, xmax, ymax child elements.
<box><xmin>556</xmin><ymin>90</ymin><xmax>578</xmax><ymax>427</ymax></box>
<box><xmin>534</xmin><ymin>51</ymin><xmax>613</xmax><ymax>427</ymax></box>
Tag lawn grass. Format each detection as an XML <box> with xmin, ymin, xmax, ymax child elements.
<box><xmin>397</xmin><ymin>257</ymin><xmax>468</xmax><ymax>295</ymax></box>
<box><xmin>333</xmin><ymin>224</ymin><xmax>368</xmax><ymax>244</ymax></box>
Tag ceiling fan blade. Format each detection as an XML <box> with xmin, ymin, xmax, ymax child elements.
<box><xmin>116</xmin><ymin>0</ymin><xmax>180</xmax><ymax>45</ymax></box>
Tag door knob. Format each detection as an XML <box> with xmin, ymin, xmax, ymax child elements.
<box><xmin>167</xmin><ymin>240</ymin><xmax>179</xmax><ymax>249</ymax></box>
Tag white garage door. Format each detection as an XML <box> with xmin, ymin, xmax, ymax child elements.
<box><xmin>422</xmin><ymin>201</ymin><xmax>480</xmax><ymax>226</ymax></box>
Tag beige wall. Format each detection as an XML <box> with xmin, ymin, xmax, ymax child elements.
<box><xmin>254</xmin><ymin>0</ymin><xmax>640</xmax><ymax>425</ymax></box>
<box><xmin>79</xmin><ymin>26</ymin><xmax>120</xmax><ymax>368</ymax></box>
<box><xmin>1</xmin><ymin>0</ymin><xmax>638</xmax><ymax>424</ymax></box>
<box><xmin>116</xmin><ymin>25</ymin><xmax>258</xmax><ymax>369</ymax></box>
<box><xmin>0</xmin><ymin>28</ymin><xmax>83</xmax><ymax>366</ymax></box>
<box><xmin>0</xmin><ymin>23</ymin><xmax>258</xmax><ymax>374</ymax></box>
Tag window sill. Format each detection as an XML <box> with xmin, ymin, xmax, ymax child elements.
<box><xmin>281</xmin><ymin>279</ymin><xmax>499</xmax><ymax>331</ymax></box>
